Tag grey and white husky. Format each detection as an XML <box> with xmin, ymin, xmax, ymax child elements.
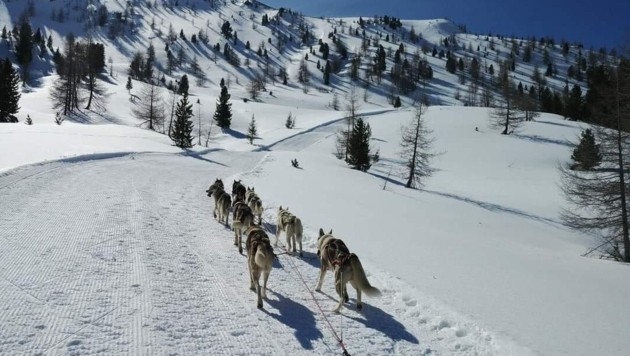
<box><xmin>248</xmin><ymin>196</ymin><xmax>264</xmax><ymax>225</ymax></box>
<box><xmin>245</xmin><ymin>226</ymin><xmax>274</xmax><ymax>309</ymax></box>
<box><xmin>276</xmin><ymin>206</ymin><xmax>303</xmax><ymax>257</ymax></box>
<box><xmin>208</xmin><ymin>183</ymin><xmax>231</xmax><ymax>227</ymax></box>
<box><xmin>315</xmin><ymin>228</ymin><xmax>381</xmax><ymax>312</ymax></box>
<box><xmin>232</xmin><ymin>199</ymin><xmax>254</xmax><ymax>254</ymax></box>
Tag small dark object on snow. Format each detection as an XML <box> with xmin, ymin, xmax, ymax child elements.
<box><xmin>291</xmin><ymin>158</ymin><xmax>300</xmax><ymax>168</ymax></box>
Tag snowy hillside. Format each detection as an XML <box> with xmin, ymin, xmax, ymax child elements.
<box><xmin>1</xmin><ymin>1</ymin><xmax>629</xmax><ymax>356</ymax></box>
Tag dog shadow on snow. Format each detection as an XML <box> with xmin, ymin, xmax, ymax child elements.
<box><xmin>345</xmin><ymin>303</ymin><xmax>419</xmax><ymax>344</ymax></box>
<box><xmin>263</xmin><ymin>290</ymin><xmax>324</xmax><ymax>350</ymax></box>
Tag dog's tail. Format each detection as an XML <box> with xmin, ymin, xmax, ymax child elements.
<box><xmin>294</xmin><ymin>217</ymin><xmax>303</xmax><ymax>241</ymax></box>
<box><xmin>349</xmin><ymin>255</ymin><xmax>381</xmax><ymax>297</ymax></box>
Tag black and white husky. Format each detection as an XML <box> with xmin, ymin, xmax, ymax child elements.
<box><xmin>276</xmin><ymin>206</ymin><xmax>303</xmax><ymax>257</ymax></box>
<box><xmin>245</xmin><ymin>226</ymin><xmax>274</xmax><ymax>309</ymax></box>
<box><xmin>315</xmin><ymin>228</ymin><xmax>381</xmax><ymax>312</ymax></box>
<box><xmin>232</xmin><ymin>199</ymin><xmax>254</xmax><ymax>254</ymax></box>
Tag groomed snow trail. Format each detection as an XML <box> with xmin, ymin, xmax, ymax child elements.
<box><xmin>0</xmin><ymin>150</ymin><xmax>502</xmax><ymax>355</ymax></box>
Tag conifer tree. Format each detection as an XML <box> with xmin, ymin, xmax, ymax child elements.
<box><xmin>565</xmin><ymin>84</ymin><xmax>584</xmax><ymax>121</ymax></box>
<box><xmin>178</xmin><ymin>74</ymin><xmax>189</xmax><ymax>96</ymax></box>
<box><xmin>132</xmin><ymin>81</ymin><xmax>165</xmax><ymax>131</ymax></box>
<box><xmin>346</xmin><ymin>117</ymin><xmax>372</xmax><ymax>171</ymax></box>
<box><xmin>323</xmin><ymin>61</ymin><xmax>331</xmax><ymax>85</ymax></box>
<box><xmin>570</xmin><ymin>128</ymin><xmax>601</xmax><ymax>170</ymax></box>
<box><xmin>247</xmin><ymin>114</ymin><xmax>257</xmax><ymax>144</ymax></box>
<box><xmin>213</xmin><ymin>85</ymin><xmax>232</xmax><ymax>129</ymax></box>
<box><xmin>171</xmin><ymin>93</ymin><xmax>194</xmax><ymax>148</ymax></box>
<box><xmin>0</xmin><ymin>58</ymin><xmax>21</xmax><ymax>122</ymax></box>
<box><xmin>399</xmin><ymin>101</ymin><xmax>435</xmax><ymax>188</ymax></box>
<box><xmin>16</xmin><ymin>21</ymin><xmax>33</xmax><ymax>80</ymax></box>
<box><xmin>560</xmin><ymin>56</ymin><xmax>630</xmax><ymax>261</ymax></box>
<box><xmin>285</xmin><ymin>112</ymin><xmax>295</xmax><ymax>129</ymax></box>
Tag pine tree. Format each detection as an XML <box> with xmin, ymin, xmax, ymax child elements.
<box><xmin>570</xmin><ymin>128</ymin><xmax>601</xmax><ymax>170</ymax></box>
<box><xmin>171</xmin><ymin>93</ymin><xmax>194</xmax><ymax>148</ymax></box>
<box><xmin>323</xmin><ymin>61</ymin><xmax>331</xmax><ymax>85</ymax></box>
<box><xmin>221</xmin><ymin>21</ymin><xmax>233</xmax><ymax>39</ymax></box>
<box><xmin>565</xmin><ymin>84</ymin><xmax>584</xmax><ymax>121</ymax></box>
<box><xmin>285</xmin><ymin>112</ymin><xmax>295</xmax><ymax>128</ymax></box>
<box><xmin>178</xmin><ymin>74</ymin><xmax>189</xmax><ymax>96</ymax></box>
<box><xmin>297</xmin><ymin>58</ymin><xmax>310</xmax><ymax>83</ymax></box>
<box><xmin>0</xmin><ymin>58</ymin><xmax>21</xmax><ymax>122</ymax></box>
<box><xmin>247</xmin><ymin>114</ymin><xmax>257</xmax><ymax>144</ymax></box>
<box><xmin>15</xmin><ymin>21</ymin><xmax>33</xmax><ymax>80</ymax></box>
<box><xmin>346</xmin><ymin>117</ymin><xmax>372</xmax><ymax>171</ymax></box>
<box><xmin>399</xmin><ymin>101</ymin><xmax>435</xmax><ymax>188</ymax></box>
<box><xmin>213</xmin><ymin>85</ymin><xmax>232</xmax><ymax>129</ymax></box>
<box><xmin>25</xmin><ymin>114</ymin><xmax>32</xmax><ymax>125</ymax></box>
<box><xmin>144</xmin><ymin>43</ymin><xmax>155</xmax><ymax>80</ymax></box>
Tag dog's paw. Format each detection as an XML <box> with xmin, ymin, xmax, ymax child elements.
<box><xmin>356</xmin><ymin>304</ymin><xmax>363</xmax><ymax>312</ymax></box>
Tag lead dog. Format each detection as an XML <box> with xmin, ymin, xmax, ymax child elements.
<box><xmin>315</xmin><ymin>228</ymin><xmax>381</xmax><ymax>312</ymax></box>
<box><xmin>276</xmin><ymin>206</ymin><xmax>303</xmax><ymax>256</ymax></box>
<box><xmin>245</xmin><ymin>226</ymin><xmax>274</xmax><ymax>309</ymax></box>
<box><xmin>208</xmin><ymin>183</ymin><xmax>231</xmax><ymax>227</ymax></box>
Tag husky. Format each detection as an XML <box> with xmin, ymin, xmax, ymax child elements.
<box><xmin>245</xmin><ymin>226</ymin><xmax>274</xmax><ymax>309</ymax></box>
<box><xmin>248</xmin><ymin>196</ymin><xmax>264</xmax><ymax>225</ymax></box>
<box><xmin>315</xmin><ymin>228</ymin><xmax>381</xmax><ymax>312</ymax></box>
<box><xmin>232</xmin><ymin>201</ymin><xmax>254</xmax><ymax>254</ymax></box>
<box><xmin>209</xmin><ymin>185</ymin><xmax>231</xmax><ymax>227</ymax></box>
<box><xmin>276</xmin><ymin>206</ymin><xmax>303</xmax><ymax>257</ymax></box>
<box><xmin>232</xmin><ymin>180</ymin><xmax>246</xmax><ymax>202</ymax></box>
<box><xmin>244</xmin><ymin>187</ymin><xmax>263</xmax><ymax>225</ymax></box>
<box><xmin>206</xmin><ymin>178</ymin><xmax>224</xmax><ymax>196</ymax></box>
<box><xmin>245</xmin><ymin>187</ymin><xmax>257</xmax><ymax>204</ymax></box>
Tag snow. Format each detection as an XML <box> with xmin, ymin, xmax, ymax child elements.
<box><xmin>1</xmin><ymin>1</ymin><xmax>629</xmax><ymax>355</ymax></box>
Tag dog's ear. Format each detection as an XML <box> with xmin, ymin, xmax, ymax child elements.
<box><xmin>319</xmin><ymin>228</ymin><xmax>324</xmax><ymax>237</ymax></box>
<box><xmin>329</xmin><ymin>229</ymin><xmax>333</xmax><ymax>234</ymax></box>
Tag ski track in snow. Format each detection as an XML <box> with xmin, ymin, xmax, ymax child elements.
<box><xmin>0</xmin><ymin>149</ymin><xmax>503</xmax><ymax>355</ymax></box>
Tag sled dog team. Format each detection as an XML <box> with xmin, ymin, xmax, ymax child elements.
<box><xmin>207</xmin><ymin>178</ymin><xmax>381</xmax><ymax>311</ymax></box>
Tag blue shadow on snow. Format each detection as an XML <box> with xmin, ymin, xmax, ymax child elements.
<box><xmin>263</xmin><ymin>290</ymin><xmax>323</xmax><ymax>350</ymax></box>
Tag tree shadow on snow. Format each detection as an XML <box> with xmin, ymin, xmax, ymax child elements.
<box><xmin>346</xmin><ymin>303</ymin><xmax>419</xmax><ymax>344</ymax></box>
<box><xmin>223</xmin><ymin>128</ymin><xmax>248</xmax><ymax>139</ymax></box>
<box><xmin>511</xmin><ymin>133</ymin><xmax>572</xmax><ymax>147</ymax></box>
<box><xmin>263</xmin><ymin>290</ymin><xmax>323</xmax><ymax>349</ymax></box>
<box><xmin>366</xmin><ymin>171</ymin><xmax>406</xmax><ymax>188</ymax></box>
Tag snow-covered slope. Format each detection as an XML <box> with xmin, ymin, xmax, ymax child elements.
<box><xmin>3</xmin><ymin>106</ymin><xmax>630</xmax><ymax>355</ymax></box>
